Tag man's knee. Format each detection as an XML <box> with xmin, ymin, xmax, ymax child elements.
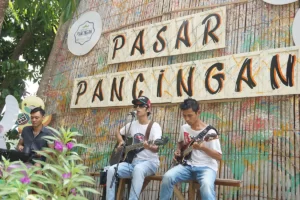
<box><xmin>199</xmin><ymin>180</ymin><xmax>214</xmax><ymax>191</ymax></box>
<box><xmin>132</xmin><ymin>165</ymin><xmax>146</xmax><ymax>178</ymax></box>
<box><xmin>162</xmin><ymin>172</ymin><xmax>174</xmax><ymax>185</ymax></box>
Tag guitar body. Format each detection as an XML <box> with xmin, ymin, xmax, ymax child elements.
<box><xmin>109</xmin><ymin>145</ymin><xmax>138</xmax><ymax>165</ymax></box>
<box><xmin>109</xmin><ymin>143</ymin><xmax>123</xmax><ymax>166</ymax></box>
<box><xmin>109</xmin><ymin>137</ymin><xmax>137</xmax><ymax>166</ymax></box>
<box><xmin>174</xmin><ymin>141</ymin><xmax>194</xmax><ymax>165</ymax></box>
<box><xmin>125</xmin><ymin>150</ymin><xmax>137</xmax><ymax>164</ymax></box>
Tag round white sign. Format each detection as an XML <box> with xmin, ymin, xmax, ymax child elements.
<box><xmin>263</xmin><ymin>0</ymin><xmax>297</xmax><ymax>5</ymax></box>
<box><xmin>293</xmin><ymin>9</ymin><xmax>300</xmax><ymax>46</ymax></box>
<box><xmin>68</xmin><ymin>11</ymin><xmax>102</xmax><ymax>56</ymax></box>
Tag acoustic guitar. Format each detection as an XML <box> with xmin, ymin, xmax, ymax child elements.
<box><xmin>173</xmin><ymin>126</ymin><xmax>219</xmax><ymax>166</ymax></box>
<box><xmin>109</xmin><ymin>137</ymin><xmax>169</xmax><ymax>165</ymax></box>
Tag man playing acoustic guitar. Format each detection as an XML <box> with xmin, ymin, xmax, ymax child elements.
<box><xmin>106</xmin><ymin>96</ymin><xmax>162</xmax><ymax>200</ymax></box>
<box><xmin>160</xmin><ymin>98</ymin><xmax>222</xmax><ymax>200</ymax></box>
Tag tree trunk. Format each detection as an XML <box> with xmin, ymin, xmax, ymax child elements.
<box><xmin>11</xmin><ymin>29</ymin><xmax>33</xmax><ymax>60</ymax></box>
<box><xmin>0</xmin><ymin>0</ymin><xmax>9</xmax><ymax>35</ymax></box>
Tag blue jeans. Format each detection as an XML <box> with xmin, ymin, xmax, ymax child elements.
<box><xmin>106</xmin><ymin>159</ymin><xmax>158</xmax><ymax>200</ymax></box>
<box><xmin>160</xmin><ymin>164</ymin><xmax>217</xmax><ymax>200</ymax></box>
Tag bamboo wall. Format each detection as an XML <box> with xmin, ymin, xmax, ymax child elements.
<box><xmin>37</xmin><ymin>0</ymin><xmax>300</xmax><ymax>199</ymax></box>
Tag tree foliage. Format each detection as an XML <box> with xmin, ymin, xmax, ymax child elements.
<box><xmin>0</xmin><ymin>0</ymin><xmax>79</xmax><ymax>111</ymax></box>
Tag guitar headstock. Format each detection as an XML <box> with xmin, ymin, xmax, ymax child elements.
<box><xmin>154</xmin><ymin>137</ymin><xmax>169</xmax><ymax>146</ymax></box>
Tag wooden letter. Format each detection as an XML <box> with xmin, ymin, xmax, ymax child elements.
<box><xmin>75</xmin><ymin>81</ymin><xmax>87</xmax><ymax>105</ymax></box>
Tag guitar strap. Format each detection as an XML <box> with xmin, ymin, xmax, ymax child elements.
<box><xmin>196</xmin><ymin>125</ymin><xmax>219</xmax><ymax>139</ymax></box>
<box><xmin>145</xmin><ymin>120</ymin><xmax>154</xmax><ymax>140</ymax></box>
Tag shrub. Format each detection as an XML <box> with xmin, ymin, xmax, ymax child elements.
<box><xmin>0</xmin><ymin>127</ymin><xmax>99</xmax><ymax>200</ymax></box>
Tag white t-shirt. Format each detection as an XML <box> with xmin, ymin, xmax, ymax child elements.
<box><xmin>120</xmin><ymin>120</ymin><xmax>162</xmax><ymax>166</ymax></box>
<box><xmin>178</xmin><ymin>124</ymin><xmax>222</xmax><ymax>172</ymax></box>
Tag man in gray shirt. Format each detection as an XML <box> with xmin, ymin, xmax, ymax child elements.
<box><xmin>17</xmin><ymin>107</ymin><xmax>53</xmax><ymax>187</ymax></box>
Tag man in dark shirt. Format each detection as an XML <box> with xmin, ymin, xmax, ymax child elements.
<box><xmin>16</xmin><ymin>107</ymin><xmax>53</xmax><ymax>187</ymax></box>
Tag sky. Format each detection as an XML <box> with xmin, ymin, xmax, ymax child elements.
<box><xmin>1</xmin><ymin>80</ymin><xmax>38</xmax><ymax>114</ymax></box>
<box><xmin>25</xmin><ymin>79</ymin><xmax>39</xmax><ymax>96</ymax></box>
<box><xmin>23</xmin><ymin>59</ymin><xmax>39</xmax><ymax>96</ymax></box>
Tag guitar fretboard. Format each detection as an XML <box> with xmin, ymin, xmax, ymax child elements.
<box><xmin>125</xmin><ymin>141</ymin><xmax>154</xmax><ymax>154</ymax></box>
<box><xmin>183</xmin><ymin>133</ymin><xmax>218</xmax><ymax>157</ymax></box>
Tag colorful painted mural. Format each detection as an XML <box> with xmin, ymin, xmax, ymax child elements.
<box><xmin>16</xmin><ymin>96</ymin><xmax>52</xmax><ymax>132</ymax></box>
<box><xmin>37</xmin><ymin>0</ymin><xmax>300</xmax><ymax>199</ymax></box>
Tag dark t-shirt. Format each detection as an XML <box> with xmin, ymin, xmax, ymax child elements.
<box><xmin>21</xmin><ymin>126</ymin><xmax>53</xmax><ymax>161</ymax></box>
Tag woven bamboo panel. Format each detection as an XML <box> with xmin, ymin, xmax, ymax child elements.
<box><xmin>37</xmin><ymin>0</ymin><xmax>300</xmax><ymax>199</ymax></box>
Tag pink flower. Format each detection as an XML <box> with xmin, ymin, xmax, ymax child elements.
<box><xmin>66</xmin><ymin>142</ymin><xmax>74</xmax><ymax>150</ymax></box>
<box><xmin>70</xmin><ymin>188</ymin><xmax>76</xmax><ymax>196</ymax></box>
<box><xmin>62</xmin><ymin>172</ymin><xmax>71</xmax><ymax>179</ymax></box>
<box><xmin>20</xmin><ymin>176</ymin><xmax>30</xmax><ymax>184</ymax></box>
<box><xmin>54</xmin><ymin>141</ymin><xmax>64</xmax><ymax>152</ymax></box>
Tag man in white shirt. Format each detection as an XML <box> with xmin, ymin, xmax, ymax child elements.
<box><xmin>160</xmin><ymin>98</ymin><xmax>222</xmax><ymax>200</ymax></box>
<box><xmin>106</xmin><ymin>96</ymin><xmax>162</xmax><ymax>200</ymax></box>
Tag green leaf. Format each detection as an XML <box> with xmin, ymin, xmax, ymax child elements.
<box><xmin>0</xmin><ymin>188</ymin><xmax>19</xmax><ymax>196</ymax></box>
<box><xmin>80</xmin><ymin>186</ymin><xmax>100</xmax><ymax>194</ymax></box>
<box><xmin>69</xmin><ymin>176</ymin><xmax>95</xmax><ymax>185</ymax></box>
<box><xmin>43</xmin><ymin>165</ymin><xmax>63</xmax><ymax>177</ymax></box>
<box><xmin>28</xmin><ymin>186</ymin><xmax>52</xmax><ymax>196</ymax></box>
<box><xmin>66</xmin><ymin>155</ymin><xmax>82</xmax><ymax>161</ymax></box>
<box><xmin>46</xmin><ymin>126</ymin><xmax>61</xmax><ymax>136</ymax></box>
<box><xmin>68</xmin><ymin>196</ymin><xmax>88</xmax><ymax>200</ymax></box>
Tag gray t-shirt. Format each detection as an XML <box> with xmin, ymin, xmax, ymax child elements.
<box><xmin>21</xmin><ymin>126</ymin><xmax>53</xmax><ymax>154</ymax></box>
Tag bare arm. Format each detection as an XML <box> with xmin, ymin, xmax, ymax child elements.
<box><xmin>174</xmin><ymin>141</ymin><xmax>184</xmax><ymax>158</ymax></box>
<box><xmin>115</xmin><ymin>132</ymin><xmax>124</xmax><ymax>147</ymax></box>
<box><xmin>143</xmin><ymin>141</ymin><xmax>159</xmax><ymax>152</ymax></box>
<box><xmin>193</xmin><ymin>142</ymin><xmax>222</xmax><ymax>161</ymax></box>
<box><xmin>48</xmin><ymin>142</ymin><xmax>54</xmax><ymax>149</ymax></box>
<box><xmin>17</xmin><ymin>139</ymin><xmax>24</xmax><ymax>152</ymax></box>
<box><xmin>44</xmin><ymin>142</ymin><xmax>55</xmax><ymax>158</ymax></box>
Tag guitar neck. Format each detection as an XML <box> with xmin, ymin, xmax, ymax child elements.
<box><xmin>125</xmin><ymin>141</ymin><xmax>154</xmax><ymax>154</ymax></box>
<box><xmin>182</xmin><ymin>138</ymin><xmax>217</xmax><ymax>157</ymax></box>
<box><xmin>183</xmin><ymin>146</ymin><xmax>193</xmax><ymax>157</ymax></box>
<box><xmin>125</xmin><ymin>143</ymin><xmax>143</xmax><ymax>153</ymax></box>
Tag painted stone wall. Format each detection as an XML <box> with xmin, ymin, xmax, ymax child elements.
<box><xmin>37</xmin><ymin>0</ymin><xmax>300</xmax><ymax>199</ymax></box>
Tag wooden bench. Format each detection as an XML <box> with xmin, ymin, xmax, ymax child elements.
<box><xmin>117</xmin><ymin>175</ymin><xmax>242</xmax><ymax>200</ymax></box>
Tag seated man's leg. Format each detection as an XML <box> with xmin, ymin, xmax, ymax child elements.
<box><xmin>129</xmin><ymin>160</ymin><xmax>158</xmax><ymax>200</ymax></box>
<box><xmin>194</xmin><ymin>166</ymin><xmax>216</xmax><ymax>200</ymax></box>
<box><xmin>33</xmin><ymin>162</ymin><xmax>43</xmax><ymax>189</ymax></box>
<box><xmin>106</xmin><ymin>162</ymin><xmax>133</xmax><ymax>200</ymax></box>
<box><xmin>160</xmin><ymin>164</ymin><xmax>192</xmax><ymax>200</ymax></box>
<box><xmin>34</xmin><ymin>162</ymin><xmax>42</xmax><ymax>174</ymax></box>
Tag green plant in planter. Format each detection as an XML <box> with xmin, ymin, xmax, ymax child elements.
<box><xmin>0</xmin><ymin>157</ymin><xmax>51</xmax><ymax>199</ymax></box>
<box><xmin>0</xmin><ymin>127</ymin><xmax>99</xmax><ymax>200</ymax></box>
